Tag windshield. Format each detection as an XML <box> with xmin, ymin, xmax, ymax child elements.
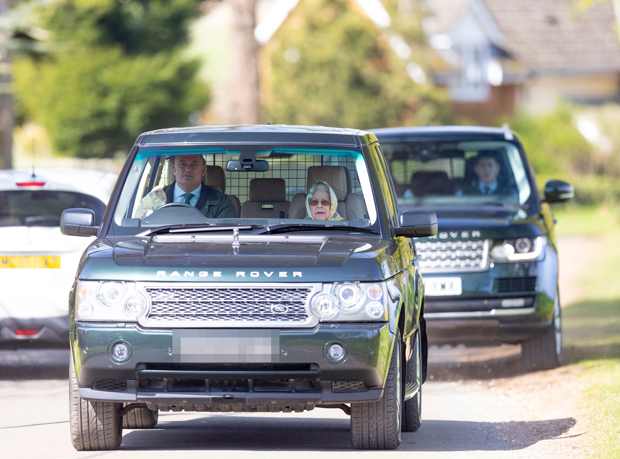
<box><xmin>110</xmin><ymin>146</ymin><xmax>380</xmax><ymax>235</ymax></box>
<box><xmin>380</xmin><ymin>139</ymin><xmax>534</xmax><ymax>217</ymax></box>
<box><xmin>0</xmin><ymin>190</ymin><xmax>105</xmax><ymax>228</ymax></box>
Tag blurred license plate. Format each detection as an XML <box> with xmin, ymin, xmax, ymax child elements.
<box><xmin>172</xmin><ymin>329</ymin><xmax>280</xmax><ymax>363</ymax></box>
<box><xmin>0</xmin><ymin>255</ymin><xmax>61</xmax><ymax>269</ymax></box>
<box><xmin>425</xmin><ymin>277</ymin><xmax>462</xmax><ymax>296</ymax></box>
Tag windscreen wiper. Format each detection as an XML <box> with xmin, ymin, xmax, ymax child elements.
<box><xmin>256</xmin><ymin>224</ymin><xmax>379</xmax><ymax>235</ymax></box>
<box><xmin>140</xmin><ymin>223</ymin><xmax>265</xmax><ymax>237</ymax></box>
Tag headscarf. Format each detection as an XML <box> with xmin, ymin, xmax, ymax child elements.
<box><xmin>305</xmin><ymin>180</ymin><xmax>343</xmax><ymax>221</ymax></box>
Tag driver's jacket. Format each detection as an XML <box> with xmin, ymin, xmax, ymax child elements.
<box><xmin>134</xmin><ymin>182</ymin><xmax>238</xmax><ymax>219</ymax></box>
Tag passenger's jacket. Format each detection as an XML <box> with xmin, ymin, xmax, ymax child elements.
<box><xmin>134</xmin><ymin>182</ymin><xmax>238</xmax><ymax>219</ymax></box>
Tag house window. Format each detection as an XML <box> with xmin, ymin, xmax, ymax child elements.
<box><xmin>451</xmin><ymin>45</ymin><xmax>490</xmax><ymax>102</ymax></box>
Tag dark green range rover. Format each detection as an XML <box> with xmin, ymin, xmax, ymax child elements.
<box><xmin>61</xmin><ymin>125</ymin><xmax>437</xmax><ymax>450</ymax></box>
<box><xmin>373</xmin><ymin>126</ymin><xmax>573</xmax><ymax>371</ymax></box>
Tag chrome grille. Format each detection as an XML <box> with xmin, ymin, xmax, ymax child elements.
<box><xmin>142</xmin><ymin>285</ymin><xmax>316</xmax><ymax>327</ymax></box>
<box><xmin>416</xmin><ymin>239</ymin><xmax>490</xmax><ymax>273</ymax></box>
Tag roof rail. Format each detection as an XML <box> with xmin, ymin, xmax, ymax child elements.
<box><xmin>502</xmin><ymin>123</ymin><xmax>514</xmax><ymax>141</ymax></box>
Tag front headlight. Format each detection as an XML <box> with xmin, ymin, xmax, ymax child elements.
<box><xmin>490</xmin><ymin>236</ymin><xmax>546</xmax><ymax>262</ymax></box>
<box><xmin>76</xmin><ymin>281</ymin><xmax>150</xmax><ymax>322</ymax></box>
<box><xmin>309</xmin><ymin>282</ymin><xmax>390</xmax><ymax>322</ymax></box>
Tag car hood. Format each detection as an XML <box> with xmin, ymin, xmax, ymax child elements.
<box><xmin>402</xmin><ymin>206</ymin><xmax>546</xmax><ymax>240</ymax></box>
<box><xmin>78</xmin><ymin>234</ymin><xmax>406</xmax><ymax>283</ymax></box>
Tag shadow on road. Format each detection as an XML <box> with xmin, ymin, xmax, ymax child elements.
<box><xmin>0</xmin><ymin>349</ymin><xmax>69</xmax><ymax>380</ymax></box>
<box><xmin>119</xmin><ymin>413</ymin><xmax>576</xmax><ymax>452</ymax></box>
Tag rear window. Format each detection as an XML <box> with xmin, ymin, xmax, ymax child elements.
<box><xmin>0</xmin><ymin>190</ymin><xmax>106</xmax><ymax>227</ymax></box>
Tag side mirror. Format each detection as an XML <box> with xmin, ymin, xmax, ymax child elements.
<box><xmin>544</xmin><ymin>180</ymin><xmax>573</xmax><ymax>203</ymax></box>
<box><xmin>61</xmin><ymin>208</ymin><xmax>98</xmax><ymax>237</ymax></box>
<box><xmin>395</xmin><ymin>210</ymin><xmax>438</xmax><ymax>237</ymax></box>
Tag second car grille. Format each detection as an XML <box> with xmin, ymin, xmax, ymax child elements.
<box><xmin>415</xmin><ymin>239</ymin><xmax>490</xmax><ymax>273</ymax></box>
<box><xmin>143</xmin><ymin>286</ymin><xmax>314</xmax><ymax>326</ymax></box>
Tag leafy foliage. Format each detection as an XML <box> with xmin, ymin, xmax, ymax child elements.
<box><xmin>509</xmin><ymin>105</ymin><xmax>598</xmax><ymax>177</ymax></box>
<box><xmin>260</xmin><ymin>0</ymin><xmax>448</xmax><ymax>129</ymax></box>
<box><xmin>13</xmin><ymin>0</ymin><xmax>209</xmax><ymax>158</ymax></box>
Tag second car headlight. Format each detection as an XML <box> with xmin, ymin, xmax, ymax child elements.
<box><xmin>76</xmin><ymin>281</ymin><xmax>150</xmax><ymax>322</ymax></box>
<box><xmin>490</xmin><ymin>236</ymin><xmax>546</xmax><ymax>262</ymax></box>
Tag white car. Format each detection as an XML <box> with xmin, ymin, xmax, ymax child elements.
<box><xmin>0</xmin><ymin>168</ymin><xmax>117</xmax><ymax>348</ymax></box>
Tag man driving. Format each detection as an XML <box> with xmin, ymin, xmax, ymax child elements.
<box><xmin>134</xmin><ymin>154</ymin><xmax>238</xmax><ymax>219</ymax></box>
<box><xmin>463</xmin><ymin>151</ymin><xmax>510</xmax><ymax>196</ymax></box>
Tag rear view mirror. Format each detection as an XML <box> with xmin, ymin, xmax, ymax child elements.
<box><xmin>395</xmin><ymin>210</ymin><xmax>438</xmax><ymax>237</ymax></box>
<box><xmin>544</xmin><ymin>180</ymin><xmax>573</xmax><ymax>203</ymax></box>
<box><xmin>61</xmin><ymin>208</ymin><xmax>98</xmax><ymax>237</ymax></box>
<box><xmin>226</xmin><ymin>160</ymin><xmax>270</xmax><ymax>172</ymax></box>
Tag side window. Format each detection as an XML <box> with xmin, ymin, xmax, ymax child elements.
<box><xmin>374</xmin><ymin>145</ymin><xmax>399</xmax><ymax>227</ymax></box>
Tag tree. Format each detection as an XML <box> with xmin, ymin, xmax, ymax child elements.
<box><xmin>229</xmin><ymin>0</ymin><xmax>260</xmax><ymax>124</ymax></box>
<box><xmin>0</xmin><ymin>0</ymin><xmax>13</xmax><ymax>169</ymax></box>
<box><xmin>13</xmin><ymin>0</ymin><xmax>209</xmax><ymax>159</ymax></box>
<box><xmin>260</xmin><ymin>0</ymin><xmax>448</xmax><ymax>129</ymax></box>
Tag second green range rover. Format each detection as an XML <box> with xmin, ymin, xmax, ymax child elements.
<box><xmin>62</xmin><ymin>125</ymin><xmax>437</xmax><ymax>450</ymax></box>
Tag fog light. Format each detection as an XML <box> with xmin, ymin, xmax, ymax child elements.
<box><xmin>501</xmin><ymin>298</ymin><xmax>526</xmax><ymax>308</ymax></box>
<box><xmin>111</xmin><ymin>342</ymin><xmax>131</xmax><ymax>362</ymax></box>
<box><xmin>326</xmin><ymin>342</ymin><xmax>347</xmax><ymax>363</ymax></box>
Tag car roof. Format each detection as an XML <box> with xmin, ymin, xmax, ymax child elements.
<box><xmin>0</xmin><ymin>168</ymin><xmax>118</xmax><ymax>203</ymax></box>
<box><xmin>136</xmin><ymin>124</ymin><xmax>378</xmax><ymax>148</ymax></box>
<box><xmin>371</xmin><ymin>125</ymin><xmax>515</xmax><ymax>142</ymax></box>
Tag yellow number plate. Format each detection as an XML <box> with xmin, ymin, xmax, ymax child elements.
<box><xmin>0</xmin><ymin>255</ymin><xmax>61</xmax><ymax>269</ymax></box>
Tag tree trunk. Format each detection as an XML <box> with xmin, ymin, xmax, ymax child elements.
<box><xmin>0</xmin><ymin>0</ymin><xmax>13</xmax><ymax>169</ymax></box>
<box><xmin>228</xmin><ymin>0</ymin><xmax>260</xmax><ymax>125</ymax></box>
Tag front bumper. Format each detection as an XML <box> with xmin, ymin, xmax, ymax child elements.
<box><xmin>72</xmin><ymin>322</ymin><xmax>394</xmax><ymax>409</ymax></box>
<box><xmin>0</xmin><ymin>316</ymin><xmax>69</xmax><ymax>349</ymax></box>
<box><xmin>423</xmin><ymin>259</ymin><xmax>557</xmax><ymax>346</ymax></box>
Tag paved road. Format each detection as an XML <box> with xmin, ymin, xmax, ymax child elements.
<box><xmin>0</xmin><ymin>346</ymin><xmax>578</xmax><ymax>459</ymax></box>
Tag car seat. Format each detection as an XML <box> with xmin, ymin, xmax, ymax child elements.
<box><xmin>240</xmin><ymin>178</ymin><xmax>290</xmax><ymax>218</ymax></box>
<box><xmin>409</xmin><ymin>171</ymin><xmax>454</xmax><ymax>196</ymax></box>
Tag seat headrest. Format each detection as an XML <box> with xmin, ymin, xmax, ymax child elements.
<box><xmin>307</xmin><ymin>166</ymin><xmax>348</xmax><ymax>201</ymax></box>
<box><xmin>204</xmin><ymin>166</ymin><xmax>225</xmax><ymax>193</ymax></box>
<box><xmin>249</xmin><ymin>178</ymin><xmax>286</xmax><ymax>202</ymax></box>
<box><xmin>410</xmin><ymin>171</ymin><xmax>452</xmax><ymax>196</ymax></box>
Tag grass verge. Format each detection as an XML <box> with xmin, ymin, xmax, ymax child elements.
<box><xmin>561</xmin><ymin>219</ymin><xmax>620</xmax><ymax>458</ymax></box>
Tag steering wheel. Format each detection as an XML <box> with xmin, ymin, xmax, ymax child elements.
<box><xmin>141</xmin><ymin>202</ymin><xmax>206</xmax><ymax>226</ymax></box>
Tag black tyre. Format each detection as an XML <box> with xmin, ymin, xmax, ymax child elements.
<box><xmin>69</xmin><ymin>360</ymin><xmax>122</xmax><ymax>451</ymax></box>
<box><xmin>521</xmin><ymin>293</ymin><xmax>562</xmax><ymax>370</ymax></box>
<box><xmin>351</xmin><ymin>330</ymin><xmax>402</xmax><ymax>450</ymax></box>
<box><xmin>123</xmin><ymin>406</ymin><xmax>159</xmax><ymax>429</ymax></box>
<box><xmin>402</xmin><ymin>328</ymin><xmax>422</xmax><ymax>432</ymax></box>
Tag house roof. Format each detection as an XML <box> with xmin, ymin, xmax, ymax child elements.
<box><xmin>428</xmin><ymin>0</ymin><xmax>620</xmax><ymax>74</ymax></box>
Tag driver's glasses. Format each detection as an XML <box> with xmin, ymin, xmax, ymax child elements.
<box><xmin>310</xmin><ymin>199</ymin><xmax>330</xmax><ymax>206</ymax></box>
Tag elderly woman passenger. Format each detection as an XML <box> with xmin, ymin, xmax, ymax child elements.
<box><xmin>305</xmin><ymin>180</ymin><xmax>344</xmax><ymax>221</ymax></box>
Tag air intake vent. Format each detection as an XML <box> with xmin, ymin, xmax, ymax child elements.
<box><xmin>495</xmin><ymin>277</ymin><xmax>537</xmax><ymax>293</ymax></box>
<box><xmin>93</xmin><ymin>379</ymin><xmax>127</xmax><ymax>392</ymax></box>
<box><xmin>331</xmin><ymin>380</ymin><xmax>368</xmax><ymax>392</ymax></box>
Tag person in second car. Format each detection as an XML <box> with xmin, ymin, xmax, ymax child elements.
<box><xmin>135</xmin><ymin>154</ymin><xmax>238</xmax><ymax>219</ymax></box>
<box><xmin>305</xmin><ymin>180</ymin><xmax>344</xmax><ymax>221</ymax></box>
<box><xmin>463</xmin><ymin>150</ymin><xmax>511</xmax><ymax>196</ymax></box>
